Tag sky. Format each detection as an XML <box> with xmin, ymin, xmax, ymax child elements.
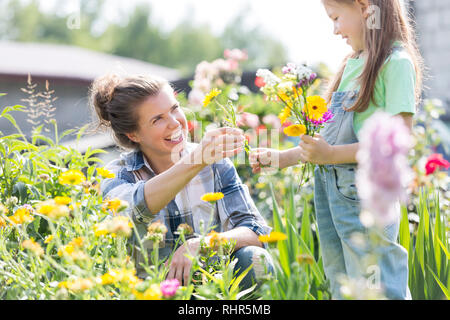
<box><xmin>42</xmin><ymin>0</ymin><xmax>353</xmax><ymax>72</ymax></box>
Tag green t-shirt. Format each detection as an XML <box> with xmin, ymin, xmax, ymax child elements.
<box><xmin>337</xmin><ymin>43</ymin><xmax>417</xmax><ymax>137</ymax></box>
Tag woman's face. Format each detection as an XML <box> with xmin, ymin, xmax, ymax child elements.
<box><xmin>322</xmin><ymin>0</ymin><xmax>366</xmax><ymax>52</ymax></box>
<box><xmin>127</xmin><ymin>85</ymin><xmax>188</xmax><ymax>159</ymax></box>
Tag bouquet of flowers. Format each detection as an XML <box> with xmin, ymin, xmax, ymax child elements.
<box><xmin>203</xmin><ymin>88</ymin><xmax>251</xmax><ymax>156</ymax></box>
<box><xmin>255</xmin><ymin>63</ymin><xmax>334</xmax><ymax>186</ymax></box>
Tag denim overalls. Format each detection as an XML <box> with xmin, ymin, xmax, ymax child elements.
<box><xmin>314</xmin><ymin>90</ymin><xmax>411</xmax><ymax>300</ymax></box>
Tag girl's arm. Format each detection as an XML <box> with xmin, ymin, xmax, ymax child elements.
<box><xmin>298</xmin><ymin>113</ymin><xmax>413</xmax><ymax>165</ymax></box>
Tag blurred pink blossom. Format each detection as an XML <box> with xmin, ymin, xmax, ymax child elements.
<box><xmin>262</xmin><ymin>114</ymin><xmax>281</xmax><ymax>129</ymax></box>
<box><xmin>224</xmin><ymin>48</ymin><xmax>248</xmax><ymax>61</ymax></box>
<box><xmin>188</xmin><ymin>89</ymin><xmax>205</xmax><ymax>106</ymax></box>
<box><xmin>356</xmin><ymin>112</ymin><xmax>414</xmax><ymax>227</ymax></box>
<box><xmin>237</xmin><ymin>112</ymin><xmax>260</xmax><ymax>129</ymax></box>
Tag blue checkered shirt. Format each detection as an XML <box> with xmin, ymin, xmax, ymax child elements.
<box><xmin>100</xmin><ymin>143</ymin><xmax>271</xmax><ymax>276</ymax></box>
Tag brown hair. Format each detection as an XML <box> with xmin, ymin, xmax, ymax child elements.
<box><xmin>89</xmin><ymin>74</ymin><xmax>170</xmax><ymax>150</ymax></box>
<box><xmin>323</xmin><ymin>0</ymin><xmax>424</xmax><ymax>112</ymax></box>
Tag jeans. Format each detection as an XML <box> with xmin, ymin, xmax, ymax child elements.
<box><xmin>231</xmin><ymin>246</ymin><xmax>275</xmax><ymax>291</ymax></box>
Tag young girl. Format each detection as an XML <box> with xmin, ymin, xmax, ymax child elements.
<box><xmin>250</xmin><ymin>0</ymin><xmax>423</xmax><ymax>299</ymax></box>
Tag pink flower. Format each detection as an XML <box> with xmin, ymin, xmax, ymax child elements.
<box><xmin>356</xmin><ymin>112</ymin><xmax>414</xmax><ymax>227</ymax></box>
<box><xmin>160</xmin><ymin>279</ymin><xmax>180</xmax><ymax>298</ymax></box>
<box><xmin>425</xmin><ymin>153</ymin><xmax>450</xmax><ymax>175</ymax></box>
<box><xmin>188</xmin><ymin>89</ymin><xmax>205</xmax><ymax>106</ymax></box>
<box><xmin>262</xmin><ymin>114</ymin><xmax>281</xmax><ymax>129</ymax></box>
<box><xmin>237</xmin><ymin>112</ymin><xmax>260</xmax><ymax>129</ymax></box>
<box><xmin>224</xmin><ymin>48</ymin><xmax>248</xmax><ymax>61</ymax></box>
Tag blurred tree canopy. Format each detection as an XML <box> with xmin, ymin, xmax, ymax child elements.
<box><xmin>0</xmin><ymin>0</ymin><xmax>288</xmax><ymax>76</ymax></box>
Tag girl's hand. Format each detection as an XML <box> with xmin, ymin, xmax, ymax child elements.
<box><xmin>249</xmin><ymin>148</ymin><xmax>282</xmax><ymax>173</ymax></box>
<box><xmin>298</xmin><ymin>134</ymin><xmax>333</xmax><ymax>165</ymax></box>
<box><xmin>191</xmin><ymin>127</ymin><xmax>245</xmax><ymax>166</ymax></box>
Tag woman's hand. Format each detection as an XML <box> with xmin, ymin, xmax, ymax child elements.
<box><xmin>165</xmin><ymin>237</ymin><xmax>200</xmax><ymax>286</ymax></box>
<box><xmin>249</xmin><ymin>148</ymin><xmax>282</xmax><ymax>173</ymax></box>
<box><xmin>190</xmin><ymin>127</ymin><xmax>245</xmax><ymax>166</ymax></box>
<box><xmin>298</xmin><ymin>134</ymin><xmax>334</xmax><ymax>165</ymax></box>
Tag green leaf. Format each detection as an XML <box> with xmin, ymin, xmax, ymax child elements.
<box><xmin>426</xmin><ymin>264</ymin><xmax>450</xmax><ymax>299</ymax></box>
<box><xmin>399</xmin><ymin>205</ymin><xmax>410</xmax><ymax>251</ymax></box>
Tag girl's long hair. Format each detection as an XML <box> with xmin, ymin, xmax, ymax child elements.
<box><xmin>324</xmin><ymin>0</ymin><xmax>424</xmax><ymax>112</ymax></box>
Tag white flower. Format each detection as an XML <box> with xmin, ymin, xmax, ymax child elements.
<box><xmin>256</xmin><ymin>69</ymin><xmax>281</xmax><ymax>87</ymax></box>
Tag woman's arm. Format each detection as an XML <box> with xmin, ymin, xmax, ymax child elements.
<box><xmin>144</xmin><ymin>128</ymin><xmax>245</xmax><ymax>214</ymax></box>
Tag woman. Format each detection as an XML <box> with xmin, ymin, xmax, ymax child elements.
<box><xmin>89</xmin><ymin>73</ymin><xmax>273</xmax><ymax>288</ymax></box>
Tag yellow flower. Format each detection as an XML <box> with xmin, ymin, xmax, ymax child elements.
<box><xmin>207</xmin><ymin>230</ymin><xmax>228</xmax><ymax>248</ymax></box>
<box><xmin>44</xmin><ymin>235</ymin><xmax>54</xmax><ymax>244</ymax></box>
<box><xmin>0</xmin><ymin>216</ymin><xmax>6</xmax><ymax>228</ymax></box>
<box><xmin>36</xmin><ymin>200</ymin><xmax>69</xmax><ymax>219</ymax></box>
<box><xmin>303</xmin><ymin>95</ymin><xmax>328</xmax><ymax>120</ymax></box>
<box><xmin>58</xmin><ymin>169</ymin><xmax>86</xmax><ymax>185</ymax></box>
<box><xmin>292</xmin><ymin>86</ymin><xmax>303</xmax><ymax>98</ymax></box>
<box><xmin>258</xmin><ymin>231</ymin><xmax>288</xmax><ymax>243</ymax></box>
<box><xmin>22</xmin><ymin>239</ymin><xmax>44</xmax><ymax>257</ymax></box>
<box><xmin>93</xmin><ymin>223</ymin><xmax>109</xmax><ymax>237</ymax></box>
<box><xmin>103</xmin><ymin>198</ymin><xmax>128</xmax><ymax>214</ymax></box>
<box><xmin>278</xmin><ymin>106</ymin><xmax>291</xmax><ymax>124</ymax></box>
<box><xmin>54</xmin><ymin>196</ymin><xmax>71</xmax><ymax>205</ymax></box>
<box><xmin>58</xmin><ymin>244</ymin><xmax>74</xmax><ymax>257</ymax></box>
<box><xmin>133</xmin><ymin>284</ymin><xmax>162</xmax><ymax>300</ymax></box>
<box><xmin>58</xmin><ymin>278</ymin><xmax>94</xmax><ymax>292</ymax></box>
<box><xmin>94</xmin><ymin>216</ymin><xmax>133</xmax><ymax>238</ymax></box>
<box><xmin>283</xmin><ymin>124</ymin><xmax>307</xmax><ymax>137</ymax></box>
<box><xmin>203</xmin><ymin>88</ymin><xmax>222</xmax><ymax>107</ymax></box>
<box><xmin>200</xmin><ymin>192</ymin><xmax>224</xmax><ymax>203</ymax></box>
<box><xmin>96</xmin><ymin>167</ymin><xmax>116</xmax><ymax>179</ymax></box>
<box><xmin>68</xmin><ymin>237</ymin><xmax>84</xmax><ymax>248</ymax></box>
<box><xmin>99</xmin><ymin>268</ymin><xmax>141</xmax><ymax>286</ymax></box>
<box><xmin>9</xmin><ymin>207</ymin><xmax>34</xmax><ymax>225</ymax></box>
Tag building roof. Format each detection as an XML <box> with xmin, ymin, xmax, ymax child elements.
<box><xmin>0</xmin><ymin>41</ymin><xmax>180</xmax><ymax>82</ymax></box>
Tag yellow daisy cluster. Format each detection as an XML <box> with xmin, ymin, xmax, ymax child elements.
<box><xmin>36</xmin><ymin>199</ymin><xmax>70</xmax><ymax>220</ymax></box>
<box><xmin>200</xmin><ymin>192</ymin><xmax>224</xmax><ymax>203</ymax></box>
<box><xmin>0</xmin><ymin>216</ymin><xmax>5</xmax><ymax>228</ymax></box>
<box><xmin>98</xmin><ymin>268</ymin><xmax>141</xmax><ymax>287</ymax></box>
<box><xmin>57</xmin><ymin>237</ymin><xmax>88</xmax><ymax>260</ymax></box>
<box><xmin>133</xmin><ymin>283</ymin><xmax>162</xmax><ymax>300</ymax></box>
<box><xmin>283</xmin><ymin>124</ymin><xmax>307</xmax><ymax>137</ymax></box>
<box><xmin>96</xmin><ymin>167</ymin><xmax>116</xmax><ymax>179</ymax></box>
<box><xmin>203</xmin><ymin>88</ymin><xmax>222</xmax><ymax>108</ymax></box>
<box><xmin>94</xmin><ymin>216</ymin><xmax>133</xmax><ymax>238</ymax></box>
<box><xmin>258</xmin><ymin>231</ymin><xmax>288</xmax><ymax>243</ymax></box>
<box><xmin>9</xmin><ymin>206</ymin><xmax>34</xmax><ymax>225</ymax></box>
<box><xmin>58</xmin><ymin>169</ymin><xmax>86</xmax><ymax>185</ymax></box>
<box><xmin>22</xmin><ymin>239</ymin><xmax>44</xmax><ymax>257</ymax></box>
<box><xmin>303</xmin><ymin>96</ymin><xmax>328</xmax><ymax>121</ymax></box>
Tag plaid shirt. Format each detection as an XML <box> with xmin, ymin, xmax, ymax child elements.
<box><xmin>100</xmin><ymin>143</ymin><xmax>270</xmax><ymax>276</ymax></box>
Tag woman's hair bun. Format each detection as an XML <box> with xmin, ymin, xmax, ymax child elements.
<box><xmin>90</xmin><ymin>73</ymin><xmax>121</xmax><ymax>124</ymax></box>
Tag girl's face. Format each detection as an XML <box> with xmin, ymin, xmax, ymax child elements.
<box><xmin>322</xmin><ymin>0</ymin><xmax>367</xmax><ymax>52</ymax></box>
<box><xmin>127</xmin><ymin>85</ymin><xmax>188</xmax><ymax>160</ymax></box>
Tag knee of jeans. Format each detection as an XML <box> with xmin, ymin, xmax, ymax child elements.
<box><xmin>233</xmin><ymin>246</ymin><xmax>274</xmax><ymax>276</ymax></box>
